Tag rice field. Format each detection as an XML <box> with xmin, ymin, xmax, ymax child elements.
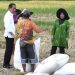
<box><xmin>0</xmin><ymin>1</ymin><xmax>75</xmax><ymax>75</ymax></box>
<box><xmin>0</xmin><ymin>1</ymin><xmax>75</xmax><ymax>30</ymax></box>
<box><xmin>0</xmin><ymin>1</ymin><xmax>74</xmax><ymax>9</ymax></box>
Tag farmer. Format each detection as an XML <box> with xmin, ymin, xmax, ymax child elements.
<box><xmin>3</xmin><ymin>3</ymin><xmax>16</xmax><ymax>68</ymax></box>
<box><xmin>16</xmin><ymin>9</ymin><xmax>41</xmax><ymax>72</ymax></box>
<box><xmin>50</xmin><ymin>8</ymin><xmax>70</xmax><ymax>55</ymax></box>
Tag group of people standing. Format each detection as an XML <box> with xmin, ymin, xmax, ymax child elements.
<box><xmin>3</xmin><ymin>3</ymin><xmax>70</xmax><ymax>72</ymax></box>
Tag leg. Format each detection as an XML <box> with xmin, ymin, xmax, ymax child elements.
<box><xmin>22</xmin><ymin>64</ymin><xmax>26</xmax><ymax>72</ymax></box>
<box><xmin>27</xmin><ymin>44</ymin><xmax>37</xmax><ymax>72</ymax></box>
<box><xmin>12</xmin><ymin>44</ymin><xmax>15</xmax><ymax>55</ymax></box>
<box><xmin>50</xmin><ymin>46</ymin><xmax>57</xmax><ymax>55</ymax></box>
<box><xmin>20</xmin><ymin>45</ymin><xmax>28</xmax><ymax>72</ymax></box>
<box><xmin>31</xmin><ymin>64</ymin><xmax>35</xmax><ymax>72</ymax></box>
<box><xmin>59</xmin><ymin>46</ymin><xmax>65</xmax><ymax>54</ymax></box>
<box><xmin>3</xmin><ymin>37</ymin><xmax>14</xmax><ymax>67</ymax></box>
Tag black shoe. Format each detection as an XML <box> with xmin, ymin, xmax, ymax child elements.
<box><xmin>3</xmin><ymin>65</ymin><xmax>13</xmax><ymax>69</ymax></box>
<box><xmin>3</xmin><ymin>65</ymin><xmax>9</xmax><ymax>68</ymax></box>
<box><xmin>8</xmin><ymin>64</ymin><xmax>13</xmax><ymax>68</ymax></box>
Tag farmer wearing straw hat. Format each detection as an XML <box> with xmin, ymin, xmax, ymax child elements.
<box><xmin>16</xmin><ymin>9</ymin><xmax>41</xmax><ymax>72</ymax></box>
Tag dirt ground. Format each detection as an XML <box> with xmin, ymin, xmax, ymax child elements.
<box><xmin>0</xmin><ymin>25</ymin><xmax>75</xmax><ymax>75</ymax></box>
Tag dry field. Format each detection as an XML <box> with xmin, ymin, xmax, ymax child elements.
<box><xmin>0</xmin><ymin>1</ymin><xmax>75</xmax><ymax>75</ymax></box>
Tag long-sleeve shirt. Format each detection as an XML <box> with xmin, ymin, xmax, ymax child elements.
<box><xmin>4</xmin><ymin>11</ymin><xmax>15</xmax><ymax>38</ymax></box>
<box><xmin>52</xmin><ymin>19</ymin><xmax>70</xmax><ymax>49</ymax></box>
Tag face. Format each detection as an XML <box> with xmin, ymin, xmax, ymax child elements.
<box><xmin>60</xmin><ymin>13</ymin><xmax>65</xmax><ymax>19</ymax></box>
<box><xmin>9</xmin><ymin>5</ymin><xmax>16</xmax><ymax>14</ymax></box>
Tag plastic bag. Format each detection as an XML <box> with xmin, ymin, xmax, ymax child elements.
<box><xmin>14</xmin><ymin>38</ymin><xmax>41</xmax><ymax>72</ymax></box>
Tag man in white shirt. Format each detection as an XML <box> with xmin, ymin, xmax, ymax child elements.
<box><xmin>3</xmin><ymin>3</ymin><xmax>16</xmax><ymax>68</ymax></box>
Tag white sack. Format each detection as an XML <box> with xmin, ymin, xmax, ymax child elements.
<box><xmin>54</xmin><ymin>63</ymin><xmax>75</xmax><ymax>75</ymax></box>
<box><xmin>34</xmin><ymin>54</ymin><xmax>69</xmax><ymax>74</ymax></box>
<box><xmin>26</xmin><ymin>72</ymin><xmax>49</xmax><ymax>75</ymax></box>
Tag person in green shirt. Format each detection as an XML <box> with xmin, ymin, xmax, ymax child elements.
<box><xmin>50</xmin><ymin>8</ymin><xmax>70</xmax><ymax>55</ymax></box>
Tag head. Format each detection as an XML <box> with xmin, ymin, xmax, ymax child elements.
<box><xmin>56</xmin><ymin>8</ymin><xmax>70</xmax><ymax>20</ymax></box>
<box><xmin>21</xmin><ymin>9</ymin><xmax>33</xmax><ymax>19</ymax></box>
<box><xmin>16</xmin><ymin>9</ymin><xmax>21</xmax><ymax>16</ymax></box>
<box><xmin>8</xmin><ymin>3</ymin><xmax>16</xmax><ymax>14</ymax></box>
<box><xmin>13</xmin><ymin>9</ymin><xmax>21</xmax><ymax>24</ymax></box>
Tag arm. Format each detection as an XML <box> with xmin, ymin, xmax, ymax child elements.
<box><xmin>4</xmin><ymin>15</ymin><xmax>15</xmax><ymax>35</ymax></box>
<box><xmin>31</xmin><ymin>21</ymin><xmax>41</xmax><ymax>33</ymax></box>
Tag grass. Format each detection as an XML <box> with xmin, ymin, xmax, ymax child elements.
<box><xmin>35</xmin><ymin>21</ymin><xmax>54</xmax><ymax>30</ymax></box>
<box><xmin>15</xmin><ymin>72</ymin><xmax>24</xmax><ymax>75</ymax></box>
<box><xmin>0</xmin><ymin>1</ymin><xmax>74</xmax><ymax>9</ymax></box>
<box><xmin>0</xmin><ymin>9</ymin><xmax>6</xmax><ymax>30</ymax></box>
<box><xmin>0</xmin><ymin>1</ymin><xmax>75</xmax><ymax>30</ymax></box>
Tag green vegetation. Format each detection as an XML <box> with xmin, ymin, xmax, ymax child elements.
<box><xmin>0</xmin><ymin>1</ymin><xmax>75</xmax><ymax>30</ymax></box>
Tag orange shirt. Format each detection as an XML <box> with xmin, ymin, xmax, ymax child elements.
<box><xmin>16</xmin><ymin>18</ymin><xmax>41</xmax><ymax>40</ymax></box>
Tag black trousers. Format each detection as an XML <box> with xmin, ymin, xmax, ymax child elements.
<box><xmin>50</xmin><ymin>46</ymin><xmax>65</xmax><ymax>55</ymax></box>
<box><xmin>3</xmin><ymin>37</ymin><xmax>14</xmax><ymax>66</ymax></box>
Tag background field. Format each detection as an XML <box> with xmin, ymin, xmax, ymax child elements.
<box><xmin>0</xmin><ymin>1</ymin><xmax>75</xmax><ymax>30</ymax></box>
<box><xmin>0</xmin><ymin>1</ymin><xmax>75</xmax><ymax>75</ymax></box>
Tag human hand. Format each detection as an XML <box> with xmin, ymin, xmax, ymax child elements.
<box><xmin>9</xmin><ymin>32</ymin><xmax>15</xmax><ymax>37</ymax></box>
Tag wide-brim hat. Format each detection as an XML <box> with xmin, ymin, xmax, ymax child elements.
<box><xmin>18</xmin><ymin>9</ymin><xmax>33</xmax><ymax>18</ymax></box>
<box><xmin>22</xmin><ymin>9</ymin><xmax>33</xmax><ymax>15</ymax></box>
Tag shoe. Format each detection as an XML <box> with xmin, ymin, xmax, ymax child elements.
<box><xmin>3</xmin><ymin>65</ymin><xmax>13</xmax><ymax>69</ymax></box>
<box><xmin>8</xmin><ymin>64</ymin><xmax>13</xmax><ymax>68</ymax></box>
<box><xmin>3</xmin><ymin>65</ymin><xmax>9</xmax><ymax>68</ymax></box>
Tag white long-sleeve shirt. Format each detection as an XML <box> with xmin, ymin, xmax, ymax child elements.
<box><xmin>4</xmin><ymin>11</ymin><xmax>15</xmax><ymax>38</ymax></box>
